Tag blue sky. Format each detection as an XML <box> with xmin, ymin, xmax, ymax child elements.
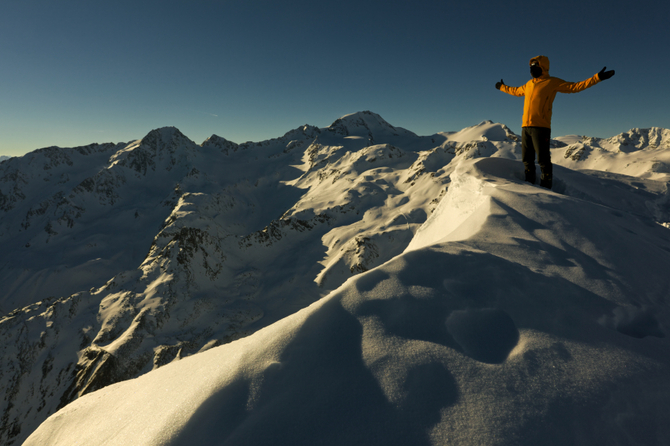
<box><xmin>1</xmin><ymin>0</ymin><xmax>668</xmax><ymax>156</ymax></box>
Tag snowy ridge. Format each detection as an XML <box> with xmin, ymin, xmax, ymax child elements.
<box><xmin>2</xmin><ymin>112</ymin><xmax>670</xmax><ymax>445</ymax></box>
<box><xmin>438</xmin><ymin>120</ymin><xmax>520</xmax><ymax>143</ymax></box>
<box><xmin>554</xmin><ymin>127</ymin><xmax>670</xmax><ymax>180</ymax></box>
<box><xmin>24</xmin><ymin>156</ymin><xmax>670</xmax><ymax>446</ymax></box>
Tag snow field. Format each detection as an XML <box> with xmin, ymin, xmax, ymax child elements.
<box><xmin>24</xmin><ymin>153</ymin><xmax>670</xmax><ymax>445</ymax></box>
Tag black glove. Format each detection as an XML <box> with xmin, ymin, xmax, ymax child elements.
<box><xmin>495</xmin><ymin>79</ymin><xmax>505</xmax><ymax>90</ymax></box>
<box><xmin>598</xmin><ymin>67</ymin><xmax>615</xmax><ymax>81</ymax></box>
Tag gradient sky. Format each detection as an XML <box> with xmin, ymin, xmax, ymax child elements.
<box><xmin>1</xmin><ymin>0</ymin><xmax>668</xmax><ymax>157</ymax></box>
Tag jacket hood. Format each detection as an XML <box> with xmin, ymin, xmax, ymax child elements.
<box><xmin>530</xmin><ymin>55</ymin><xmax>550</xmax><ymax>75</ymax></box>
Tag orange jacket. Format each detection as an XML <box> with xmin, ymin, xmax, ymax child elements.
<box><xmin>500</xmin><ymin>55</ymin><xmax>601</xmax><ymax>128</ymax></box>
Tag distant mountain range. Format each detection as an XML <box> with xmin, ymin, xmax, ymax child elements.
<box><xmin>3</xmin><ymin>112</ymin><xmax>670</xmax><ymax>445</ymax></box>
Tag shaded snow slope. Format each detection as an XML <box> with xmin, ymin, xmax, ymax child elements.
<box><xmin>3</xmin><ymin>113</ymin><xmax>670</xmax><ymax>445</ymax></box>
<box><xmin>25</xmin><ymin>156</ymin><xmax>670</xmax><ymax>446</ymax></box>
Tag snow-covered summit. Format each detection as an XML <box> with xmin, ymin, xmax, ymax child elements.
<box><xmin>439</xmin><ymin>120</ymin><xmax>519</xmax><ymax>143</ymax></box>
<box><xmin>2</xmin><ymin>114</ymin><xmax>670</xmax><ymax>445</ymax></box>
<box><xmin>327</xmin><ymin>110</ymin><xmax>418</xmax><ymax>141</ymax></box>
<box><xmin>109</xmin><ymin>126</ymin><xmax>199</xmax><ymax>174</ymax></box>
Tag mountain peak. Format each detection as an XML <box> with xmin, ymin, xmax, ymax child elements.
<box><xmin>140</xmin><ymin>126</ymin><xmax>190</xmax><ymax>148</ymax></box>
<box><xmin>328</xmin><ymin>111</ymin><xmax>394</xmax><ymax>135</ymax></box>
<box><xmin>327</xmin><ymin>111</ymin><xmax>417</xmax><ymax>141</ymax></box>
<box><xmin>107</xmin><ymin>126</ymin><xmax>197</xmax><ymax>175</ymax></box>
<box><xmin>201</xmin><ymin>134</ymin><xmax>240</xmax><ymax>154</ymax></box>
<box><xmin>440</xmin><ymin>121</ymin><xmax>518</xmax><ymax>143</ymax></box>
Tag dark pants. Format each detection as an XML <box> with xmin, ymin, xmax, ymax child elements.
<box><xmin>522</xmin><ymin>126</ymin><xmax>552</xmax><ymax>189</ymax></box>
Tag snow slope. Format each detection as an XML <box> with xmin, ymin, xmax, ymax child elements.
<box><xmin>3</xmin><ymin>112</ymin><xmax>670</xmax><ymax>444</ymax></box>
<box><xmin>1</xmin><ymin>112</ymin><xmax>475</xmax><ymax>444</ymax></box>
<box><xmin>554</xmin><ymin>128</ymin><xmax>670</xmax><ymax>181</ymax></box>
<box><xmin>25</xmin><ymin>155</ymin><xmax>670</xmax><ymax>446</ymax></box>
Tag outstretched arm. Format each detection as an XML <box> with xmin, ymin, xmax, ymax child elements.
<box><xmin>498</xmin><ymin>80</ymin><xmax>526</xmax><ymax>97</ymax></box>
<box><xmin>558</xmin><ymin>66</ymin><xmax>615</xmax><ymax>93</ymax></box>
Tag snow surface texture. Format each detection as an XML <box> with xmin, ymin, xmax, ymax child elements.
<box><xmin>3</xmin><ymin>112</ymin><xmax>670</xmax><ymax>445</ymax></box>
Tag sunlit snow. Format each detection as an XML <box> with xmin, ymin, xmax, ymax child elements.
<box><xmin>2</xmin><ymin>112</ymin><xmax>670</xmax><ymax>445</ymax></box>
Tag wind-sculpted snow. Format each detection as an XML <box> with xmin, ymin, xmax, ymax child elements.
<box><xmin>2</xmin><ymin>112</ymin><xmax>670</xmax><ymax>445</ymax></box>
<box><xmin>23</xmin><ymin>156</ymin><xmax>670</xmax><ymax>446</ymax></box>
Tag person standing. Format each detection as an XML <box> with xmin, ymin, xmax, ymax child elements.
<box><xmin>496</xmin><ymin>56</ymin><xmax>614</xmax><ymax>189</ymax></box>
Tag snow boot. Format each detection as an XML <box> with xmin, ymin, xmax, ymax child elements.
<box><xmin>524</xmin><ymin>169</ymin><xmax>536</xmax><ymax>184</ymax></box>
